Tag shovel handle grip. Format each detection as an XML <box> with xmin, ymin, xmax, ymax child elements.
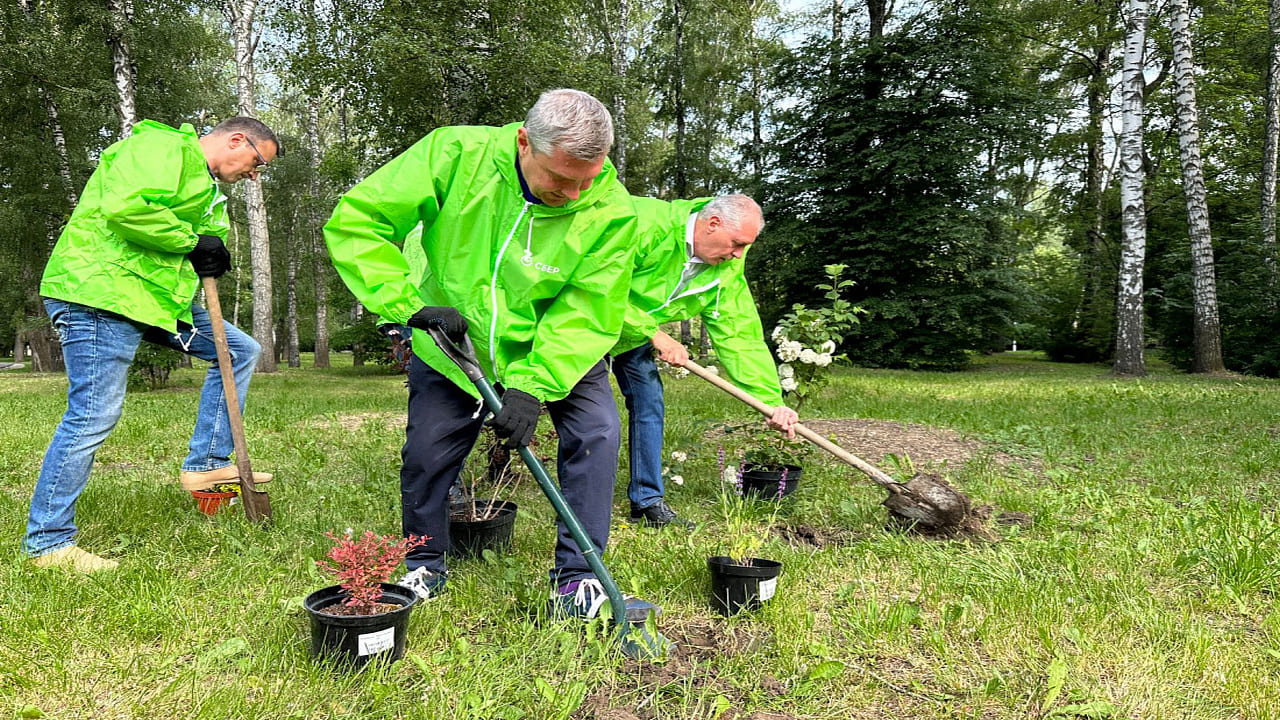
<box><xmin>682</xmin><ymin>359</ymin><xmax>901</xmax><ymax>491</ymax></box>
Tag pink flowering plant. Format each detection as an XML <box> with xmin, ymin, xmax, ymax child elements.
<box><xmin>316</xmin><ymin>530</ymin><xmax>429</xmax><ymax>615</ymax></box>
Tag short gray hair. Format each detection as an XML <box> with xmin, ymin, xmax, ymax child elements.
<box><xmin>210</xmin><ymin>116</ymin><xmax>285</xmax><ymax>157</ymax></box>
<box><xmin>524</xmin><ymin>89</ymin><xmax>614</xmax><ymax>161</ymax></box>
<box><xmin>698</xmin><ymin>194</ymin><xmax>764</xmax><ymax>231</ymax></box>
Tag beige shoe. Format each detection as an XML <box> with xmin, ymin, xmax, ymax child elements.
<box><xmin>180</xmin><ymin>466</ymin><xmax>275</xmax><ymax>492</ymax></box>
<box><xmin>31</xmin><ymin>545</ymin><xmax>119</xmax><ymax>573</ymax></box>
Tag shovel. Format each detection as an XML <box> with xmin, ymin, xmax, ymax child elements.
<box><xmin>683</xmin><ymin>359</ymin><xmax>975</xmax><ymax>533</ymax></box>
<box><xmin>425</xmin><ymin>326</ymin><xmax>668</xmax><ymax>658</ymax></box>
<box><xmin>201</xmin><ymin>277</ymin><xmax>272</xmax><ymax>525</ymax></box>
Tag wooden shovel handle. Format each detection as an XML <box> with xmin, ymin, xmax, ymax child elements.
<box><xmin>682</xmin><ymin>359</ymin><xmax>901</xmax><ymax>492</ymax></box>
<box><xmin>201</xmin><ymin>276</ymin><xmax>272</xmax><ymax>523</ymax></box>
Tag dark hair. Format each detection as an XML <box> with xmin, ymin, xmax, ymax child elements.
<box><xmin>211</xmin><ymin>116</ymin><xmax>285</xmax><ymax>158</ymax></box>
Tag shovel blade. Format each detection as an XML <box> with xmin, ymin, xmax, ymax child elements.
<box><xmin>240</xmin><ymin>487</ymin><xmax>273</xmax><ymax>525</ymax></box>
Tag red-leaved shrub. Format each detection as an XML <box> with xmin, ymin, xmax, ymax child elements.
<box><xmin>317</xmin><ymin>531</ymin><xmax>429</xmax><ymax>614</ymax></box>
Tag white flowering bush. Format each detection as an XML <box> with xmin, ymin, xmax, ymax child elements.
<box><xmin>771</xmin><ymin>264</ymin><xmax>863</xmax><ymax>409</ymax></box>
<box><xmin>663</xmin><ymin>449</ymin><xmax>689</xmax><ymax>487</ymax></box>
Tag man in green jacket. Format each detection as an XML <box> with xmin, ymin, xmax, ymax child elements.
<box><xmin>28</xmin><ymin>117</ymin><xmax>282</xmax><ymax>572</ymax></box>
<box><xmin>613</xmin><ymin>194</ymin><xmax>798</xmax><ymax>528</ymax></box>
<box><xmin>323</xmin><ymin>89</ymin><xmax>655</xmax><ymax>621</ymax></box>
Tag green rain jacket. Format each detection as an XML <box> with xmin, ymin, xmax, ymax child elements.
<box><xmin>323</xmin><ymin>123</ymin><xmax>638</xmax><ymax>402</ymax></box>
<box><xmin>615</xmin><ymin>196</ymin><xmax>784</xmax><ymax>407</ymax></box>
<box><xmin>40</xmin><ymin>120</ymin><xmax>229</xmax><ymax>331</ymax></box>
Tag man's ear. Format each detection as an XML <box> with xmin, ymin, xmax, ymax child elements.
<box><xmin>707</xmin><ymin>215</ymin><xmax>723</xmax><ymax>231</ymax></box>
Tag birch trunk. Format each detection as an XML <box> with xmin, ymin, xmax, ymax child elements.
<box><xmin>1113</xmin><ymin>0</ymin><xmax>1148</xmax><ymax>377</ymax></box>
<box><xmin>1263</xmin><ymin>0</ymin><xmax>1280</xmax><ymax>277</ymax></box>
<box><xmin>308</xmin><ymin>95</ymin><xmax>331</xmax><ymax>368</ymax></box>
<box><xmin>1171</xmin><ymin>0</ymin><xmax>1224</xmax><ymax>373</ymax></box>
<box><xmin>285</xmin><ymin>206</ymin><xmax>300</xmax><ymax>368</ymax></box>
<box><xmin>108</xmin><ymin>0</ymin><xmax>138</xmax><ymax>138</ymax></box>
<box><xmin>227</xmin><ymin>0</ymin><xmax>276</xmax><ymax>371</ymax></box>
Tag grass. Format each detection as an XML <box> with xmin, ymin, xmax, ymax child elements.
<box><xmin>2</xmin><ymin>351</ymin><xmax>1280</xmax><ymax>718</ymax></box>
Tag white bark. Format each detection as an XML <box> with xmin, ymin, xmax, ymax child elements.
<box><xmin>308</xmin><ymin>94</ymin><xmax>331</xmax><ymax>368</ymax></box>
<box><xmin>1172</xmin><ymin>0</ymin><xmax>1224</xmax><ymax>373</ymax></box>
<box><xmin>285</xmin><ymin>204</ymin><xmax>300</xmax><ymax>369</ymax></box>
<box><xmin>1114</xmin><ymin>0</ymin><xmax>1148</xmax><ymax>377</ymax></box>
<box><xmin>1263</xmin><ymin>0</ymin><xmax>1280</xmax><ymax>276</ymax></box>
<box><xmin>109</xmin><ymin>0</ymin><xmax>138</xmax><ymax>138</ymax></box>
<box><xmin>226</xmin><ymin>0</ymin><xmax>276</xmax><ymax>372</ymax></box>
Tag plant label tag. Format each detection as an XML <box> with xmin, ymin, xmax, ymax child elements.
<box><xmin>357</xmin><ymin>627</ymin><xmax>396</xmax><ymax>656</ymax></box>
<box><xmin>758</xmin><ymin>577</ymin><xmax>777</xmax><ymax>602</ymax></box>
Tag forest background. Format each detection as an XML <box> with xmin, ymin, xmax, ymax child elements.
<box><xmin>2</xmin><ymin>0</ymin><xmax>1277</xmax><ymax>378</ymax></box>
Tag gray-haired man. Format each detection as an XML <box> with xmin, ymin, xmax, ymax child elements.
<box><xmin>324</xmin><ymin>89</ymin><xmax>656</xmax><ymax>620</ymax></box>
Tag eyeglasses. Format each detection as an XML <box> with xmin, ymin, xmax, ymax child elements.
<box><xmin>245</xmin><ymin>136</ymin><xmax>268</xmax><ymax>169</ymax></box>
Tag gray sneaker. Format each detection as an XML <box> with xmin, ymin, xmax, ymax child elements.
<box><xmin>397</xmin><ymin>567</ymin><xmax>447</xmax><ymax>600</ymax></box>
<box><xmin>548</xmin><ymin>578</ymin><xmax>660</xmax><ymax>623</ymax></box>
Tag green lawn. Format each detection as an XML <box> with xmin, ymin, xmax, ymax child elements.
<box><xmin>2</xmin><ymin>352</ymin><xmax>1278</xmax><ymax>719</ymax></box>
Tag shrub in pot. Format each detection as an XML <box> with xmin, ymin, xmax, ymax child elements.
<box><xmin>304</xmin><ymin>530</ymin><xmax>428</xmax><ymax>669</ymax></box>
<box><xmin>707</xmin><ymin>488</ymin><xmax>783</xmax><ymax>615</ymax></box>
<box><xmin>449</xmin><ymin>437</ymin><xmax>521</xmax><ymax>558</ymax></box>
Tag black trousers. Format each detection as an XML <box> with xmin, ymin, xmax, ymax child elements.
<box><xmin>401</xmin><ymin>354</ymin><xmax>620</xmax><ymax>586</ymax></box>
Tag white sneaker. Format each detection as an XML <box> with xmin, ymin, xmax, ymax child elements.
<box><xmin>397</xmin><ymin>567</ymin><xmax>446</xmax><ymax>600</ymax></box>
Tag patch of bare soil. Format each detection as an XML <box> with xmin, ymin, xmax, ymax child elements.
<box><xmin>801</xmin><ymin>418</ymin><xmax>1030</xmax><ymax>472</ymax></box>
<box><xmin>773</xmin><ymin>523</ymin><xmax>857</xmax><ymax>549</ymax></box>
<box><xmin>575</xmin><ymin>619</ymin><xmax>786</xmax><ymax>720</ymax></box>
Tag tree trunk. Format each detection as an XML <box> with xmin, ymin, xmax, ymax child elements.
<box><xmin>672</xmin><ymin>0</ymin><xmax>687</xmax><ymax>198</ymax></box>
<box><xmin>231</xmin><ymin>209</ymin><xmax>243</xmax><ymax>326</ymax></box>
<box><xmin>1171</xmin><ymin>0</ymin><xmax>1224</xmax><ymax>373</ymax></box>
<box><xmin>285</xmin><ymin>208</ymin><xmax>300</xmax><ymax>368</ymax></box>
<box><xmin>108</xmin><ymin>0</ymin><xmax>138</xmax><ymax>139</ymax></box>
<box><xmin>1080</xmin><ymin>28</ymin><xmax>1115</xmax><ymax>358</ymax></box>
<box><xmin>698</xmin><ymin>320</ymin><xmax>709</xmax><ymax>362</ymax></box>
<box><xmin>679</xmin><ymin>319</ymin><xmax>692</xmax><ymax>346</ymax></box>
<box><xmin>307</xmin><ymin>96</ymin><xmax>331</xmax><ymax>368</ymax></box>
<box><xmin>1263</xmin><ymin>0</ymin><xmax>1280</xmax><ymax>279</ymax></box>
<box><xmin>1114</xmin><ymin>0</ymin><xmax>1148</xmax><ymax>377</ymax></box>
<box><xmin>227</xmin><ymin>0</ymin><xmax>276</xmax><ymax>372</ymax></box>
<box><xmin>352</xmin><ymin>302</ymin><xmax>365</xmax><ymax>367</ymax></box>
<box><xmin>600</xmin><ymin>0</ymin><xmax>630</xmax><ymax>184</ymax></box>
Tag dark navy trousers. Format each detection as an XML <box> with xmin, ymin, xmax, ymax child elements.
<box><xmin>401</xmin><ymin>354</ymin><xmax>620</xmax><ymax>586</ymax></box>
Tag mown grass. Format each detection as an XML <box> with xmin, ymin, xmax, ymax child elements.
<box><xmin>2</xmin><ymin>351</ymin><xmax>1279</xmax><ymax>719</ymax></box>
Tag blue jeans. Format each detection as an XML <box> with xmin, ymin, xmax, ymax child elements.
<box><xmin>24</xmin><ymin>299</ymin><xmax>261</xmax><ymax>557</ymax></box>
<box><xmin>612</xmin><ymin>344</ymin><xmax>666</xmax><ymax>509</ymax></box>
<box><xmin>401</xmin><ymin>355</ymin><xmax>620</xmax><ymax>586</ymax></box>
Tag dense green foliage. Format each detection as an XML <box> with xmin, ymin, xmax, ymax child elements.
<box><xmin>0</xmin><ymin>0</ymin><xmax>1278</xmax><ymax>372</ymax></box>
<box><xmin>759</xmin><ymin>0</ymin><xmax>1058</xmax><ymax>369</ymax></box>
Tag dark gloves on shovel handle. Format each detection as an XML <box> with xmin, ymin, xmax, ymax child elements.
<box><xmin>408</xmin><ymin>305</ymin><xmax>469</xmax><ymax>341</ymax></box>
<box><xmin>188</xmin><ymin>234</ymin><xmax>232</xmax><ymax>278</ymax></box>
<box><xmin>487</xmin><ymin>388</ymin><xmax>540</xmax><ymax>448</ymax></box>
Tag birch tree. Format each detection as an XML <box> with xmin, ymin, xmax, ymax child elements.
<box><xmin>1170</xmin><ymin>0</ymin><xmax>1223</xmax><ymax>373</ymax></box>
<box><xmin>1263</xmin><ymin>0</ymin><xmax>1280</xmax><ymax>276</ymax></box>
<box><xmin>108</xmin><ymin>0</ymin><xmax>137</xmax><ymax>138</ymax></box>
<box><xmin>226</xmin><ymin>0</ymin><xmax>276</xmax><ymax>372</ymax></box>
<box><xmin>1113</xmin><ymin>0</ymin><xmax>1148</xmax><ymax>376</ymax></box>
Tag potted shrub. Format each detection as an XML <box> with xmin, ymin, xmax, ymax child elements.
<box><xmin>717</xmin><ymin>426</ymin><xmax>810</xmax><ymax>500</ymax></box>
<box><xmin>304</xmin><ymin>530</ymin><xmax>428</xmax><ymax>668</ymax></box>
<box><xmin>706</xmin><ymin>482</ymin><xmax>783</xmax><ymax>615</ymax></box>
<box><xmin>449</xmin><ymin>430</ymin><xmax>521</xmax><ymax>559</ymax></box>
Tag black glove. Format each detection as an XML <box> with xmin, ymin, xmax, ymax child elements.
<box><xmin>407</xmin><ymin>305</ymin><xmax>469</xmax><ymax>341</ymax></box>
<box><xmin>188</xmin><ymin>234</ymin><xmax>232</xmax><ymax>278</ymax></box>
<box><xmin>486</xmin><ymin>388</ymin><xmax>541</xmax><ymax>448</ymax></box>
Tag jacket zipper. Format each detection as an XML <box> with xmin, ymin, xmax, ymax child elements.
<box><xmin>490</xmin><ymin>202</ymin><xmax>532</xmax><ymax>376</ymax></box>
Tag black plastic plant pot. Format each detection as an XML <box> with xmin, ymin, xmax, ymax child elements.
<box><xmin>740</xmin><ymin>464</ymin><xmax>803</xmax><ymax>499</ymax></box>
<box><xmin>707</xmin><ymin>556</ymin><xmax>783</xmax><ymax>615</ymax></box>
<box><xmin>304</xmin><ymin>583</ymin><xmax>419</xmax><ymax>669</ymax></box>
<box><xmin>448</xmin><ymin>500</ymin><xmax>518</xmax><ymax>559</ymax></box>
